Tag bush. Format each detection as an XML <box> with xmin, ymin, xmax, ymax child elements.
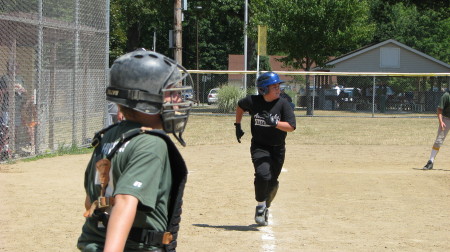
<box><xmin>217</xmin><ymin>85</ymin><xmax>246</xmax><ymax>113</ymax></box>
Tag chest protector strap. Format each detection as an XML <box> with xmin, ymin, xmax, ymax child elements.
<box><xmin>90</xmin><ymin>125</ymin><xmax>188</xmax><ymax>252</ymax></box>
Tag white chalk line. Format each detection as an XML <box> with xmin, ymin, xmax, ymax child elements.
<box><xmin>259</xmin><ymin>211</ymin><xmax>276</xmax><ymax>252</ymax></box>
<box><xmin>259</xmin><ymin>167</ymin><xmax>287</xmax><ymax>251</ymax></box>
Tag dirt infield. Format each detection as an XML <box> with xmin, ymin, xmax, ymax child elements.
<box><xmin>1</xmin><ymin>142</ymin><xmax>449</xmax><ymax>251</ymax></box>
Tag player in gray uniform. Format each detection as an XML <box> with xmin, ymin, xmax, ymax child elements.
<box><xmin>423</xmin><ymin>91</ymin><xmax>450</xmax><ymax>170</ymax></box>
<box><xmin>234</xmin><ymin>71</ymin><xmax>296</xmax><ymax>226</ymax></box>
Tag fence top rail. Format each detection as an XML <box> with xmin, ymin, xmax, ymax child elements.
<box><xmin>187</xmin><ymin>70</ymin><xmax>450</xmax><ymax>77</ymax></box>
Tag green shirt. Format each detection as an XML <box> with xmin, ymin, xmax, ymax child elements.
<box><xmin>438</xmin><ymin>92</ymin><xmax>450</xmax><ymax>118</ymax></box>
<box><xmin>77</xmin><ymin>121</ymin><xmax>172</xmax><ymax>251</ymax></box>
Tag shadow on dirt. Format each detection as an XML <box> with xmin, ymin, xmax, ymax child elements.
<box><xmin>193</xmin><ymin>223</ymin><xmax>260</xmax><ymax>231</ymax></box>
<box><xmin>412</xmin><ymin>167</ymin><xmax>450</xmax><ymax>171</ymax></box>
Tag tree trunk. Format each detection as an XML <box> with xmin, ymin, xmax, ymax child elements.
<box><xmin>126</xmin><ymin>23</ymin><xmax>140</xmax><ymax>52</ymax></box>
<box><xmin>306</xmin><ymin>75</ymin><xmax>313</xmax><ymax>115</ymax></box>
<box><xmin>305</xmin><ymin>60</ymin><xmax>313</xmax><ymax>115</ymax></box>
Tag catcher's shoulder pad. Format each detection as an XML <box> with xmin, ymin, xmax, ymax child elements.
<box><xmin>90</xmin><ymin>125</ymin><xmax>188</xmax><ymax>251</ymax></box>
<box><xmin>91</xmin><ymin>122</ymin><xmax>120</xmax><ymax>148</ymax></box>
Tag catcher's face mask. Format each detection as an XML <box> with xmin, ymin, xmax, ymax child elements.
<box><xmin>161</xmin><ymin>83</ymin><xmax>193</xmax><ymax>147</ymax></box>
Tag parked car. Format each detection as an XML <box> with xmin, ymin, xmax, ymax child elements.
<box><xmin>280</xmin><ymin>84</ymin><xmax>292</xmax><ymax>91</ymax></box>
<box><xmin>207</xmin><ymin>88</ymin><xmax>220</xmax><ymax>105</ymax></box>
<box><xmin>339</xmin><ymin>87</ymin><xmax>359</xmax><ymax>102</ymax></box>
<box><xmin>324</xmin><ymin>87</ymin><xmax>359</xmax><ymax>103</ymax></box>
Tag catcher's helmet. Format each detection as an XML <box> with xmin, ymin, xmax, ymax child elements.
<box><xmin>256</xmin><ymin>72</ymin><xmax>284</xmax><ymax>95</ymax></box>
<box><xmin>106</xmin><ymin>49</ymin><xmax>193</xmax><ymax>146</ymax></box>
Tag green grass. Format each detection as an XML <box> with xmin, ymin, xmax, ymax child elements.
<box><xmin>183</xmin><ymin>113</ymin><xmax>436</xmax><ymax>146</ymax></box>
<box><xmin>21</xmin><ymin>145</ymin><xmax>93</xmax><ymax>162</ymax></box>
<box><xmin>10</xmin><ymin>112</ymin><xmax>437</xmax><ymax>162</ymax></box>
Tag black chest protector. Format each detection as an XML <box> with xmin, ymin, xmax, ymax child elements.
<box><xmin>91</xmin><ymin>125</ymin><xmax>188</xmax><ymax>252</ymax></box>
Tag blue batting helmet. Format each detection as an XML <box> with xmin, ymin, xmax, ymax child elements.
<box><xmin>256</xmin><ymin>72</ymin><xmax>284</xmax><ymax>95</ymax></box>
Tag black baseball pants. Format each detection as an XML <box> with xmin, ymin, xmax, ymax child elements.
<box><xmin>250</xmin><ymin>142</ymin><xmax>286</xmax><ymax>202</ymax></box>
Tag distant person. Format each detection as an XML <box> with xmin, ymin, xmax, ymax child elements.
<box><xmin>337</xmin><ymin>87</ymin><xmax>347</xmax><ymax>109</ymax></box>
<box><xmin>1</xmin><ymin>62</ymin><xmax>36</xmax><ymax>157</ymax></box>
<box><xmin>423</xmin><ymin>90</ymin><xmax>450</xmax><ymax>170</ymax></box>
<box><xmin>234</xmin><ymin>71</ymin><xmax>296</xmax><ymax>226</ymax></box>
<box><xmin>353</xmin><ymin>87</ymin><xmax>362</xmax><ymax>103</ymax></box>
<box><xmin>333</xmin><ymin>84</ymin><xmax>341</xmax><ymax>96</ymax></box>
<box><xmin>0</xmin><ymin>76</ymin><xmax>9</xmax><ymax>160</ymax></box>
<box><xmin>107</xmin><ymin>102</ymin><xmax>124</xmax><ymax>125</ymax></box>
<box><xmin>280</xmin><ymin>85</ymin><xmax>295</xmax><ymax>110</ymax></box>
<box><xmin>332</xmin><ymin>84</ymin><xmax>341</xmax><ymax>110</ymax></box>
<box><xmin>13</xmin><ymin>79</ymin><xmax>31</xmax><ymax>156</ymax></box>
<box><xmin>353</xmin><ymin>87</ymin><xmax>361</xmax><ymax>97</ymax></box>
<box><xmin>377</xmin><ymin>83</ymin><xmax>388</xmax><ymax>113</ymax></box>
<box><xmin>22</xmin><ymin>90</ymin><xmax>37</xmax><ymax>153</ymax></box>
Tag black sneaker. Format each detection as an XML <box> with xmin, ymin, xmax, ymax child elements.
<box><xmin>423</xmin><ymin>160</ymin><xmax>433</xmax><ymax>170</ymax></box>
<box><xmin>255</xmin><ymin>205</ymin><xmax>269</xmax><ymax>226</ymax></box>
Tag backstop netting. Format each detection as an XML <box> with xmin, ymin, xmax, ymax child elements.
<box><xmin>0</xmin><ymin>0</ymin><xmax>109</xmax><ymax>161</ymax></box>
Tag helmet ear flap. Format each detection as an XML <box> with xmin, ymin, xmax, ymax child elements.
<box><xmin>257</xmin><ymin>86</ymin><xmax>269</xmax><ymax>95</ymax></box>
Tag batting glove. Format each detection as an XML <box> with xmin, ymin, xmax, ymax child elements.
<box><xmin>234</xmin><ymin>123</ymin><xmax>245</xmax><ymax>143</ymax></box>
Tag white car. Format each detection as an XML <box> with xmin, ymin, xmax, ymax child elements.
<box><xmin>207</xmin><ymin>88</ymin><xmax>220</xmax><ymax>105</ymax></box>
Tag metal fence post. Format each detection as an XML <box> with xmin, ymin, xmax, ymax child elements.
<box><xmin>372</xmin><ymin>76</ymin><xmax>376</xmax><ymax>117</ymax></box>
<box><xmin>312</xmin><ymin>77</ymin><xmax>316</xmax><ymax>115</ymax></box>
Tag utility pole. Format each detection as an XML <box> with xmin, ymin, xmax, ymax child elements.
<box><xmin>195</xmin><ymin>6</ymin><xmax>202</xmax><ymax>103</ymax></box>
<box><xmin>174</xmin><ymin>0</ymin><xmax>182</xmax><ymax>63</ymax></box>
<box><xmin>243</xmin><ymin>0</ymin><xmax>248</xmax><ymax>91</ymax></box>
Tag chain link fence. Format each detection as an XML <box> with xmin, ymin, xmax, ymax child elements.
<box><xmin>188</xmin><ymin>71</ymin><xmax>450</xmax><ymax>117</ymax></box>
<box><xmin>0</xmin><ymin>0</ymin><xmax>109</xmax><ymax>161</ymax></box>
<box><xmin>0</xmin><ymin>0</ymin><xmax>449</xmax><ymax>163</ymax></box>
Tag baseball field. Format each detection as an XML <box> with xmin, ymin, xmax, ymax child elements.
<box><xmin>1</xmin><ymin>112</ymin><xmax>449</xmax><ymax>251</ymax></box>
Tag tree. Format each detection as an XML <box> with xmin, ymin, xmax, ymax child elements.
<box><xmin>376</xmin><ymin>0</ymin><xmax>449</xmax><ymax>13</ymax></box>
<box><xmin>251</xmin><ymin>0</ymin><xmax>374</xmax><ymax>114</ymax></box>
<box><xmin>369</xmin><ymin>1</ymin><xmax>450</xmax><ymax>64</ymax></box>
<box><xmin>251</xmin><ymin>0</ymin><xmax>374</xmax><ymax>70</ymax></box>
<box><xmin>109</xmin><ymin>0</ymin><xmax>173</xmax><ymax>65</ymax></box>
<box><xmin>182</xmin><ymin>0</ymin><xmax>245</xmax><ymax>70</ymax></box>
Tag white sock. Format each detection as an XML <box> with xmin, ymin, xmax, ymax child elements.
<box><xmin>257</xmin><ymin>201</ymin><xmax>266</xmax><ymax>208</ymax></box>
<box><xmin>429</xmin><ymin>149</ymin><xmax>439</xmax><ymax>162</ymax></box>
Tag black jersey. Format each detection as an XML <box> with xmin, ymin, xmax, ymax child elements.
<box><xmin>238</xmin><ymin>95</ymin><xmax>296</xmax><ymax>146</ymax></box>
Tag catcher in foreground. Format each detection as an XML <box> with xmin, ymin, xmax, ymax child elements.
<box><xmin>77</xmin><ymin>49</ymin><xmax>192</xmax><ymax>252</ymax></box>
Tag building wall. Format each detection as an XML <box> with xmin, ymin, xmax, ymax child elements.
<box><xmin>330</xmin><ymin>42</ymin><xmax>450</xmax><ymax>73</ymax></box>
<box><xmin>228</xmin><ymin>54</ymin><xmax>305</xmax><ymax>83</ymax></box>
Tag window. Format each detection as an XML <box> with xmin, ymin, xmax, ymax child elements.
<box><xmin>380</xmin><ymin>47</ymin><xmax>400</xmax><ymax>68</ymax></box>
